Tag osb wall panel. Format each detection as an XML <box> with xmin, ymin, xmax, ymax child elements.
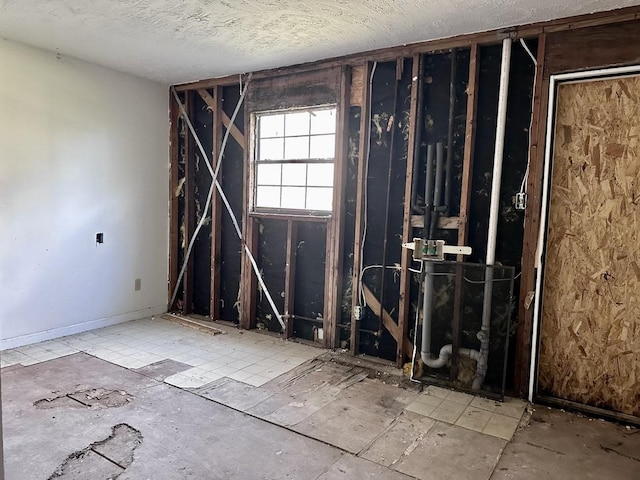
<box><xmin>539</xmin><ymin>76</ymin><xmax>640</xmax><ymax>417</ymax></box>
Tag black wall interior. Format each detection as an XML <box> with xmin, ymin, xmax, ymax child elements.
<box><xmin>177</xmin><ymin>45</ymin><xmax>536</xmax><ymax>389</ymax></box>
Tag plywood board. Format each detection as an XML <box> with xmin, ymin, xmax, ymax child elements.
<box><xmin>539</xmin><ymin>75</ymin><xmax>640</xmax><ymax>417</ymax></box>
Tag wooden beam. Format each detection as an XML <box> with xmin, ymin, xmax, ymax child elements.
<box><xmin>457</xmin><ymin>43</ymin><xmax>480</xmax><ymax>253</ymax></box>
<box><xmin>174</xmin><ymin>6</ymin><xmax>640</xmax><ymax>92</ymax></box>
<box><xmin>284</xmin><ymin>220</ymin><xmax>298</xmax><ymax>339</ymax></box>
<box><xmin>350</xmin><ymin>65</ymin><xmax>365</xmax><ymax>106</ymax></box>
<box><xmin>183</xmin><ymin>91</ymin><xmax>195</xmax><ymax>314</ymax></box>
<box><xmin>363</xmin><ymin>284</ymin><xmax>414</xmax><ymax>359</ymax></box>
<box><xmin>410</xmin><ymin>215</ymin><xmax>460</xmax><ymax>229</ymax></box>
<box><xmin>397</xmin><ymin>54</ymin><xmax>421</xmax><ymax>368</ymax></box>
<box><xmin>210</xmin><ymin>87</ymin><xmax>223</xmax><ymax>320</ymax></box>
<box><xmin>452</xmin><ymin>43</ymin><xmax>480</xmax><ymax>380</ymax></box>
<box><xmin>324</xmin><ymin>65</ymin><xmax>351</xmax><ymax>349</ymax></box>
<box><xmin>514</xmin><ymin>34</ymin><xmax>547</xmax><ymax>396</ymax></box>
<box><xmin>350</xmin><ymin>61</ymin><xmax>372</xmax><ymax>356</ymax></box>
<box><xmin>221</xmin><ymin>111</ymin><xmax>245</xmax><ymax>147</ymax></box>
<box><xmin>197</xmin><ymin>88</ymin><xmax>246</xmax><ymax>147</ymax></box>
<box><xmin>168</xmin><ymin>92</ymin><xmax>180</xmax><ymax>308</ymax></box>
<box><xmin>240</xmin><ymin>108</ymin><xmax>258</xmax><ymax>330</ymax></box>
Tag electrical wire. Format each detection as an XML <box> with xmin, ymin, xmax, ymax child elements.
<box><xmin>519</xmin><ymin>38</ymin><xmax>538</xmax><ymax>196</ymax></box>
<box><xmin>358</xmin><ymin>62</ymin><xmax>378</xmax><ymax>307</ymax></box>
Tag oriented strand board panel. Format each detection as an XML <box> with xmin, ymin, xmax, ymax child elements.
<box><xmin>539</xmin><ymin>75</ymin><xmax>640</xmax><ymax>417</ymax></box>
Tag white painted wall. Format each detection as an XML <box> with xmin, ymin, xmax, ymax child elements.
<box><xmin>0</xmin><ymin>39</ymin><xmax>169</xmax><ymax>349</ymax></box>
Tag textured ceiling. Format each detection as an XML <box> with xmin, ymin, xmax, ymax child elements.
<box><xmin>0</xmin><ymin>0</ymin><xmax>638</xmax><ymax>85</ymax></box>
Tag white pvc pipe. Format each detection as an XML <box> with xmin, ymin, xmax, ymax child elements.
<box><xmin>423</xmin><ymin>343</ymin><xmax>481</xmax><ymax>369</ymax></box>
<box><xmin>421</xmin><ymin>262</ymin><xmax>435</xmax><ymax>362</ymax></box>
<box><xmin>474</xmin><ymin>38</ymin><xmax>512</xmax><ymax>390</ymax></box>
<box><xmin>527</xmin><ymin>64</ymin><xmax>640</xmax><ymax>402</ymax></box>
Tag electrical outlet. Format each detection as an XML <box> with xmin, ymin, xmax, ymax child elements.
<box><xmin>134</xmin><ymin>278</ymin><xmax>141</xmax><ymax>291</ymax></box>
<box><xmin>353</xmin><ymin>305</ymin><xmax>364</xmax><ymax>321</ymax></box>
<box><xmin>515</xmin><ymin>193</ymin><xmax>527</xmax><ymax>210</ymax></box>
<box><xmin>96</xmin><ymin>232</ymin><xmax>104</xmax><ymax>244</ymax></box>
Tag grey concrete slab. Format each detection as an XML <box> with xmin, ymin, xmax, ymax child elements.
<box><xmin>245</xmin><ymin>392</ymin><xmax>297</xmax><ymax>418</ymax></box>
<box><xmin>314</xmin><ymin>454</ymin><xmax>415</xmax><ymax>480</ymax></box>
<box><xmin>491</xmin><ymin>408</ymin><xmax>640</xmax><ymax>480</ymax></box>
<box><xmin>360</xmin><ymin>411</ymin><xmax>436</xmax><ymax>467</ymax></box>
<box><xmin>50</xmin><ymin>449</ymin><xmax>123</xmax><ymax>479</ymax></box>
<box><xmin>393</xmin><ymin>421</ymin><xmax>507</xmax><ymax>480</ymax></box>
<box><xmin>134</xmin><ymin>359</ymin><xmax>193</xmax><ymax>381</ymax></box>
<box><xmin>331</xmin><ymin>379</ymin><xmax>417</xmax><ymax>418</ymax></box>
<box><xmin>195</xmin><ymin>377</ymin><xmax>274</xmax><ymax>411</ymax></box>
<box><xmin>265</xmin><ymin>385</ymin><xmax>344</xmax><ymax>427</ymax></box>
<box><xmin>293</xmin><ymin>399</ymin><xmax>396</xmax><ymax>454</ymax></box>
<box><xmin>2</xmin><ymin>353</ymin><xmax>344</xmax><ymax>480</ymax></box>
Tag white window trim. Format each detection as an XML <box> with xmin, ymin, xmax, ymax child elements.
<box><xmin>251</xmin><ymin>105</ymin><xmax>337</xmax><ymax>215</ymax></box>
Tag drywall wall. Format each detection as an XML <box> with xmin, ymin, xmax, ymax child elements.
<box><xmin>0</xmin><ymin>39</ymin><xmax>169</xmax><ymax>349</ymax></box>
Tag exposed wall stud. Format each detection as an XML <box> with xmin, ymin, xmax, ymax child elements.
<box><xmin>324</xmin><ymin>65</ymin><xmax>351</xmax><ymax>348</ymax></box>
<box><xmin>168</xmin><ymin>93</ymin><xmax>180</xmax><ymax>307</ymax></box>
<box><xmin>183</xmin><ymin>91</ymin><xmax>195</xmax><ymax>314</ymax></box>
<box><xmin>350</xmin><ymin>61</ymin><xmax>372</xmax><ymax>355</ymax></box>
<box><xmin>452</xmin><ymin>43</ymin><xmax>480</xmax><ymax>377</ymax></box>
<box><xmin>397</xmin><ymin>54</ymin><xmax>421</xmax><ymax>367</ymax></box>
<box><xmin>515</xmin><ymin>34</ymin><xmax>547</xmax><ymax>395</ymax></box>
<box><xmin>210</xmin><ymin>86</ymin><xmax>223</xmax><ymax>320</ymax></box>
<box><xmin>284</xmin><ymin>220</ymin><xmax>298</xmax><ymax>339</ymax></box>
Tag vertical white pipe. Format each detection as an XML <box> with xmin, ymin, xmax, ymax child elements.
<box><xmin>422</xmin><ymin>262</ymin><xmax>434</xmax><ymax>359</ymax></box>
<box><xmin>474</xmin><ymin>38</ymin><xmax>512</xmax><ymax>390</ymax></box>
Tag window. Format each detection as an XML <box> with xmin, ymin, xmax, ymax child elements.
<box><xmin>254</xmin><ymin>106</ymin><xmax>336</xmax><ymax>212</ymax></box>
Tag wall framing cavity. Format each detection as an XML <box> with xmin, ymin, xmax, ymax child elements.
<box><xmin>167</xmin><ymin>9</ymin><xmax>640</xmax><ymax>411</ymax></box>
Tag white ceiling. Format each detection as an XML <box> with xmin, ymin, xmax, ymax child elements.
<box><xmin>0</xmin><ymin>0</ymin><xmax>638</xmax><ymax>85</ymax></box>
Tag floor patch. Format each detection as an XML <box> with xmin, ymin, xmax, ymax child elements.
<box><xmin>48</xmin><ymin>424</ymin><xmax>142</xmax><ymax>479</ymax></box>
<box><xmin>35</xmin><ymin>388</ymin><xmax>133</xmax><ymax>410</ymax></box>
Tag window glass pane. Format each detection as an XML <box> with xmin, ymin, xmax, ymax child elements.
<box><xmin>260</xmin><ymin>114</ymin><xmax>284</xmax><ymax>138</ymax></box>
<box><xmin>285</xmin><ymin>111</ymin><xmax>310</xmax><ymax>136</ymax></box>
<box><xmin>306</xmin><ymin>187</ymin><xmax>333</xmax><ymax>211</ymax></box>
<box><xmin>309</xmin><ymin>134</ymin><xmax>335</xmax><ymax>159</ymax></box>
<box><xmin>256</xmin><ymin>186</ymin><xmax>281</xmax><ymax>208</ymax></box>
<box><xmin>282</xmin><ymin>163</ymin><xmax>307</xmax><ymax>186</ymax></box>
<box><xmin>281</xmin><ymin>187</ymin><xmax>306</xmax><ymax>209</ymax></box>
<box><xmin>310</xmin><ymin>108</ymin><xmax>336</xmax><ymax>134</ymax></box>
<box><xmin>284</xmin><ymin>136</ymin><xmax>309</xmax><ymax>160</ymax></box>
<box><xmin>257</xmin><ymin>164</ymin><xmax>281</xmax><ymax>186</ymax></box>
<box><xmin>259</xmin><ymin>138</ymin><xmax>284</xmax><ymax>161</ymax></box>
<box><xmin>307</xmin><ymin>164</ymin><xmax>334</xmax><ymax>187</ymax></box>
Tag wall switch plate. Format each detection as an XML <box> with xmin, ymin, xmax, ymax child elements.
<box><xmin>134</xmin><ymin>278</ymin><xmax>141</xmax><ymax>291</ymax></box>
<box><xmin>96</xmin><ymin>232</ymin><xmax>104</xmax><ymax>244</ymax></box>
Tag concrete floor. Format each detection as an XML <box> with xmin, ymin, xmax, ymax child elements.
<box><xmin>1</xmin><ymin>318</ymin><xmax>639</xmax><ymax>479</ymax></box>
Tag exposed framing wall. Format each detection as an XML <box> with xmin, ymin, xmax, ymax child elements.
<box><xmin>168</xmin><ymin>6</ymin><xmax>640</xmax><ymax>398</ymax></box>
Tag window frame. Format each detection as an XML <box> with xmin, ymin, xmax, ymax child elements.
<box><xmin>250</xmin><ymin>104</ymin><xmax>338</xmax><ymax>217</ymax></box>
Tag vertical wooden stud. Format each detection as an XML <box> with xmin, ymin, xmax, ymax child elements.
<box><xmin>324</xmin><ymin>66</ymin><xmax>351</xmax><ymax>349</ymax></box>
<box><xmin>168</xmin><ymin>92</ymin><xmax>180</xmax><ymax>308</ymax></box>
<box><xmin>240</xmin><ymin>103</ymin><xmax>257</xmax><ymax>330</ymax></box>
<box><xmin>514</xmin><ymin>34</ymin><xmax>547</xmax><ymax>396</ymax></box>
<box><xmin>350</xmin><ymin>62</ymin><xmax>372</xmax><ymax>355</ymax></box>
<box><xmin>397</xmin><ymin>54</ymin><xmax>421</xmax><ymax>367</ymax></box>
<box><xmin>183</xmin><ymin>91</ymin><xmax>195</xmax><ymax>314</ymax></box>
<box><xmin>284</xmin><ymin>220</ymin><xmax>298</xmax><ymax>339</ymax></box>
<box><xmin>210</xmin><ymin>86</ymin><xmax>223</xmax><ymax>320</ymax></box>
<box><xmin>451</xmin><ymin>43</ymin><xmax>480</xmax><ymax>376</ymax></box>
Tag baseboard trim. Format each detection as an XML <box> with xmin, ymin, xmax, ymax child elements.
<box><xmin>0</xmin><ymin>305</ymin><xmax>167</xmax><ymax>350</ymax></box>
